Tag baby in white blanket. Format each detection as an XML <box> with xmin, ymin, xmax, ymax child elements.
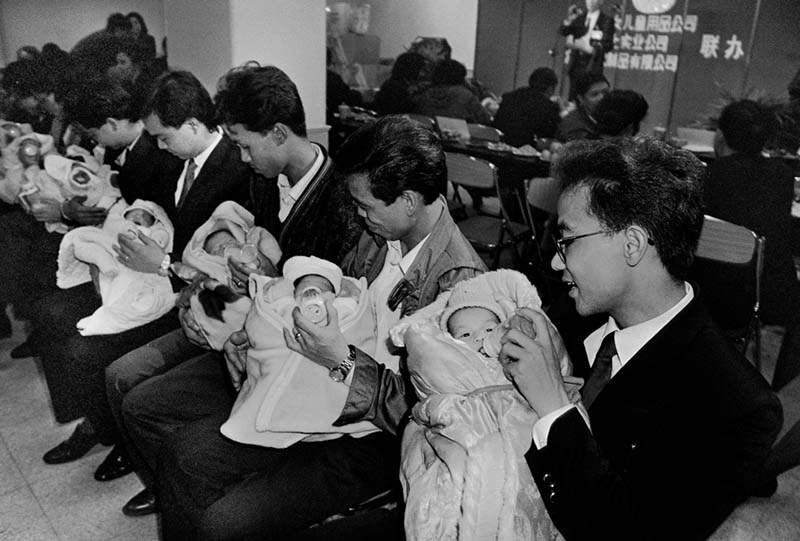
<box><xmin>219</xmin><ymin>255</ymin><xmax>379</xmax><ymax>449</ymax></box>
<box><xmin>57</xmin><ymin>199</ymin><xmax>176</xmax><ymax>336</ymax></box>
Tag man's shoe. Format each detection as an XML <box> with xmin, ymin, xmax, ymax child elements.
<box><xmin>122</xmin><ymin>488</ymin><xmax>157</xmax><ymax>517</ymax></box>
<box><xmin>42</xmin><ymin>421</ymin><xmax>100</xmax><ymax>464</ymax></box>
<box><xmin>94</xmin><ymin>445</ymin><xmax>134</xmax><ymax>481</ymax></box>
<box><xmin>10</xmin><ymin>340</ymin><xmax>38</xmax><ymax>359</ymax></box>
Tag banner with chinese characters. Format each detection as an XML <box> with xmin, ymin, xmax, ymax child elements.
<box><xmin>601</xmin><ymin>0</ymin><xmax>757</xmax><ymax>134</ymax></box>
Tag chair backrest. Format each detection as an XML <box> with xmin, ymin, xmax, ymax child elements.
<box><xmin>445</xmin><ymin>152</ymin><xmax>497</xmax><ymax>191</ymax></box>
<box><xmin>468</xmin><ymin>123</ymin><xmax>503</xmax><ymax>142</ymax></box>
<box><xmin>676</xmin><ymin>127</ymin><xmax>716</xmax><ymax>152</ymax></box>
<box><xmin>526</xmin><ymin>177</ymin><xmax>561</xmax><ymax>215</ymax></box>
<box><xmin>691</xmin><ymin>215</ymin><xmax>765</xmax><ymax>366</ymax></box>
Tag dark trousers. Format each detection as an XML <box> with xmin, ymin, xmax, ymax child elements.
<box><xmin>122</xmin><ymin>353</ymin><xmax>400</xmax><ymax>540</ymax></box>
<box><xmin>106</xmin><ymin>328</ymin><xmax>205</xmax><ymax>487</ymax></box>
<box><xmin>37</xmin><ymin>282</ymin><xmax>180</xmax><ymax>439</ymax></box>
<box><xmin>0</xmin><ymin>209</ymin><xmax>62</xmax><ymax>319</ymax></box>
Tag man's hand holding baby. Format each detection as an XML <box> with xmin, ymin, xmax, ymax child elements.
<box><xmin>284</xmin><ymin>296</ymin><xmax>349</xmax><ymax>371</ymax></box>
<box><xmin>499</xmin><ymin>307</ymin><xmax>571</xmax><ymax>417</ymax></box>
<box><xmin>228</xmin><ymin>252</ymin><xmax>278</xmax><ymax>293</ymax></box>
<box><xmin>224</xmin><ymin>329</ymin><xmax>250</xmax><ymax>391</ymax></box>
<box><xmin>114</xmin><ymin>230</ymin><xmax>164</xmax><ymax>273</ymax></box>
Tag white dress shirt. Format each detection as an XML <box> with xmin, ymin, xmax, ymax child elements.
<box><xmin>174</xmin><ymin>129</ymin><xmax>223</xmax><ymax>206</ymax></box>
<box><xmin>277</xmin><ymin>144</ymin><xmax>324</xmax><ymax>223</ymax></box>
<box><xmin>532</xmin><ymin>282</ymin><xmax>695</xmax><ymax>448</ymax></box>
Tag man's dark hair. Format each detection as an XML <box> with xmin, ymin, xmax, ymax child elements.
<box><xmin>390</xmin><ymin>52</ymin><xmax>427</xmax><ymax>82</ymax></box>
<box><xmin>63</xmin><ymin>77</ymin><xmax>138</xmax><ymax>128</ymax></box>
<box><xmin>594</xmin><ymin>90</ymin><xmax>649</xmax><ymax>136</ymax></box>
<box><xmin>552</xmin><ymin>137</ymin><xmax>705</xmax><ymax>279</ymax></box>
<box><xmin>528</xmin><ymin>67</ymin><xmax>558</xmax><ymax>94</ymax></box>
<box><xmin>431</xmin><ymin>59</ymin><xmax>467</xmax><ymax>87</ymax></box>
<box><xmin>574</xmin><ymin>71</ymin><xmax>609</xmax><ymax>98</ymax></box>
<box><xmin>336</xmin><ymin>115</ymin><xmax>445</xmax><ymax>205</ymax></box>
<box><xmin>142</xmin><ymin>71</ymin><xmax>215</xmax><ymax>128</ymax></box>
<box><xmin>106</xmin><ymin>13</ymin><xmax>132</xmax><ymax>33</ymax></box>
<box><xmin>718</xmin><ymin>99</ymin><xmax>777</xmax><ymax>154</ymax></box>
<box><xmin>215</xmin><ymin>64</ymin><xmax>306</xmax><ymax>136</ymax></box>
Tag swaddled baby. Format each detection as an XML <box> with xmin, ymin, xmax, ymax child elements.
<box><xmin>393</xmin><ymin>269</ymin><xmax>577</xmax><ymax>541</ymax></box>
<box><xmin>56</xmin><ymin>199</ymin><xmax>176</xmax><ymax>336</ymax></box>
<box><xmin>0</xmin><ymin>123</ymin><xmax>56</xmax><ymax>204</ymax></box>
<box><xmin>219</xmin><ymin>255</ymin><xmax>379</xmax><ymax>449</ymax></box>
<box><xmin>175</xmin><ymin>201</ymin><xmax>282</xmax><ymax>351</ymax></box>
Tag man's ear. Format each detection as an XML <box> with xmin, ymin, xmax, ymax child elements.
<box><xmin>401</xmin><ymin>190</ymin><xmax>419</xmax><ymax>216</ymax></box>
<box><xmin>106</xmin><ymin>118</ymin><xmax>119</xmax><ymax>131</ymax></box>
<box><xmin>186</xmin><ymin>118</ymin><xmax>200</xmax><ymax>134</ymax></box>
<box><xmin>622</xmin><ymin>225</ymin><xmax>650</xmax><ymax>267</ymax></box>
<box><xmin>271</xmin><ymin>123</ymin><xmax>288</xmax><ymax>145</ymax></box>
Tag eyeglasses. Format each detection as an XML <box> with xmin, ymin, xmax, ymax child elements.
<box><xmin>552</xmin><ymin>230</ymin><xmax>655</xmax><ymax>262</ymax></box>
<box><xmin>552</xmin><ymin>230</ymin><xmax>609</xmax><ymax>262</ymax></box>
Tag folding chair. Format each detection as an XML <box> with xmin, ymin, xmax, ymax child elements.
<box><xmin>445</xmin><ymin>152</ymin><xmax>530</xmax><ymax>269</ymax></box>
<box><xmin>525</xmin><ymin>176</ymin><xmax>563</xmax><ymax>298</ymax></box>
<box><xmin>691</xmin><ymin>215</ymin><xmax>765</xmax><ymax>370</ymax></box>
<box><xmin>467</xmin><ymin>123</ymin><xmax>503</xmax><ymax>142</ymax></box>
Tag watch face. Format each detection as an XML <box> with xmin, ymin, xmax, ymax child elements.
<box><xmin>330</xmin><ymin>367</ymin><xmax>345</xmax><ymax>382</ymax></box>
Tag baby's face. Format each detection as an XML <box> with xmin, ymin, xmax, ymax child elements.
<box><xmin>447</xmin><ymin>307</ymin><xmax>501</xmax><ymax>353</ymax></box>
<box><xmin>124</xmin><ymin>208</ymin><xmax>155</xmax><ymax>227</ymax></box>
<box><xmin>204</xmin><ymin>230</ymin><xmax>240</xmax><ymax>257</ymax></box>
<box><xmin>294</xmin><ymin>274</ymin><xmax>335</xmax><ymax>296</ymax></box>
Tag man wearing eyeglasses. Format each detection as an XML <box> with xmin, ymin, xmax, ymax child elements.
<box><xmin>153</xmin><ymin>115</ymin><xmax>486</xmax><ymax>539</ymax></box>
<box><xmin>500</xmin><ymin>138</ymin><xmax>782</xmax><ymax>540</ymax></box>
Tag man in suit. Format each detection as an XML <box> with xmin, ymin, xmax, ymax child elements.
<box><xmin>112</xmin><ymin>64</ymin><xmax>363</xmax><ymax>517</ymax></box>
<box><xmin>560</xmin><ymin>0</ymin><xmax>615</xmax><ymax>102</ymax></box>
<box><xmin>35</xmin><ymin>71</ymin><xmax>252</xmax><ymax>486</ymax></box>
<box><xmin>499</xmin><ymin>138</ymin><xmax>782</xmax><ymax>540</ymax></box>
<box><xmin>493</xmin><ymin>67</ymin><xmax>561</xmax><ymax>148</ymax></box>
<box><xmin>556</xmin><ymin>72</ymin><xmax>609</xmax><ymax>142</ymax></box>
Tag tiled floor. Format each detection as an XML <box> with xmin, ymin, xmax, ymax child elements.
<box><xmin>0</xmin><ymin>312</ymin><xmax>798</xmax><ymax>540</ymax></box>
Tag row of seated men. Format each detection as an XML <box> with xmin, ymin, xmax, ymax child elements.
<box><xmin>0</xmin><ymin>62</ymin><xmax>789</xmax><ymax>540</ymax></box>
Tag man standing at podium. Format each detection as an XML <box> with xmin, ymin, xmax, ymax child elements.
<box><xmin>560</xmin><ymin>0</ymin><xmax>615</xmax><ymax>101</ymax></box>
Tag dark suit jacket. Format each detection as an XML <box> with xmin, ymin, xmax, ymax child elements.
<box><xmin>249</xmin><ymin>144</ymin><xmax>362</xmax><ymax>267</ymax></box>
<box><xmin>156</xmin><ymin>134</ymin><xmax>252</xmax><ymax>258</ymax></box>
<box><xmin>556</xmin><ymin>107</ymin><xmax>598</xmax><ymax>142</ymax></box>
<box><xmin>493</xmin><ymin>87</ymin><xmax>561</xmax><ymax>146</ymax></box>
<box><xmin>561</xmin><ymin>11</ymin><xmax>615</xmax><ymax>77</ymax></box>
<box><xmin>113</xmin><ymin>132</ymin><xmax>184</xmax><ymax>206</ymax></box>
<box><xmin>526</xmin><ymin>294</ymin><xmax>782</xmax><ymax>541</ymax></box>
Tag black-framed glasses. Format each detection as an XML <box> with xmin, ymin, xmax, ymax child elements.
<box><xmin>552</xmin><ymin>230</ymin><xmax>609</xmax><ymax>262</ymax></box>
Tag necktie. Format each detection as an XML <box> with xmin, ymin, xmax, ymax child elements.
<box><xmin>177</xmin><ymin>159</ymin><xmax>197</xmax><ymax>208</ymax></box>
<box><xmin>582</xmin><ymin>332</ymin><xmax>617</xmax><ymax>409</ymax></box>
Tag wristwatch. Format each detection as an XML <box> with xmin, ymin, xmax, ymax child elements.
<box><xmin>329</xmin><ymin>345</ymin><xmax>356</xmax><ymax>383</ymax></box>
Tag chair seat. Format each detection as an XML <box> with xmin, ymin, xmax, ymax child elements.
<box><xmin>457</xmin><ymin>215</ymin><xmax>528</xmax><ymax>250</ymax></box>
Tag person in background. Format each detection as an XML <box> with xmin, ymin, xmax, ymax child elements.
<box><xmin>127</xmin><ymin>12</ymin><xmax>157</xmax><ymax>61</ymax></box>
<box><xmin>415</xmin><ymin>59</ymin><xmax>492</xmax><ymax>125</ymax></box>
<box><xmin>555</xmin><ymin>71</ymin><xmax>609</xmax><ymax>142</ymax></box>
<box><xmin>373</xmin><ymin>52</ymin><xmax>427</xmax><ymax>116</ymax></box>
<box><xmin>492</xmin><ymin>67</ymin><xmax>561</xmax><ymax>148</ymax></box>
<box><xmin>16</xmin><ymin>45</ymin><xmax>40</xmax><ymax>62</ymax></box>
<box><xmin>592</xmin><ymin>89</ymin><xmax>649</xmax><ymax>137</ymax></box>
<box><xmin>560</xmin><ymin>0</ymin><xmax>615</xmax><ymax>102</ymax></box>
<box><xmin>71</xmin><ymin>12</ymin><xmax>132</xmax><ymax>77</ymax></box>
<box><xmin>706</xmin><ymin>99</ymin><xmax>800</xmax><ymax>392</ymax></box>
<box><xmin>776</xmin><ymin>67</ymin><xmax>800</xmax><ymax>155</ymax></box>
<box><xmin>501</xmin><ymin>137</ymin><xmax>782</xmax><ymax>540</ymax></box>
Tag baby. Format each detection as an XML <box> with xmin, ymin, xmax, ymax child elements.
<box><xmin>394</xmin><ymin>270</ymin><xmax>573</xmax><ymax>540</ymax></box>
<box><xmin>56</xmin><ymin>199</ymin><xmax>176</xmax><ymax>336</ymax></box>
<box><xmin>219</xmin><ymin>255</ymin><xmax>380</xmax><ymax>449</ymax></box>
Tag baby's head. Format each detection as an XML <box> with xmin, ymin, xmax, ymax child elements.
<box><xmin>124</xmin><ymin>207</ymin><xmax>156</xmax><ymax>227</ymax></box>
<box><xmin>293</xmin><ymin>274</ymin><xmax>335</xmax><ymax>297</ymax></box>
<box><xmin>440</xmin><ymin>281</ymin><xmax>506</xmax><ymax>355</ymax></box>
<box><xmin>204</xmin><ymin>229</ymin><xmax>240</xmax><ymax>257</ymax></box>
<box><xmin>446</xmin><ymin>306</ymin><xmax>501</xmax><ymax>354</ymax></box>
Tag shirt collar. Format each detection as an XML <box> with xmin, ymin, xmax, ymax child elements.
<box><xmin>191</xmin><ymin>129</ymin><xmax>223</xmax><ymax>172</ymax></box>
<box><xmin>585</xmin><ymin>282</ymin><xmax>694</xmax><ymax>372</ymax></box>
<box><xmin>286</xmin><ymin>144</ymin><xmax>324</xmax><ymax>202</ymax></box>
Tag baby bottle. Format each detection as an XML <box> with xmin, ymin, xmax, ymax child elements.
<box><xmin>225</xmin><ymin>242</ymin><xmax>259</xmax><ymax>271</ymax></box>
<box><xmin>297</xmin><ymin>285</ymin><xmax>328</xmax><ymax>324</ymax></box>
<box><xmin>18</xmin><ymin>138</ymin><xmax>42</xmax><ymax>167</ymax></box>
<box><xmin>481</xmin><ymin>326</ymin><xmax>506</xmax><ymax>358</ymax></box>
